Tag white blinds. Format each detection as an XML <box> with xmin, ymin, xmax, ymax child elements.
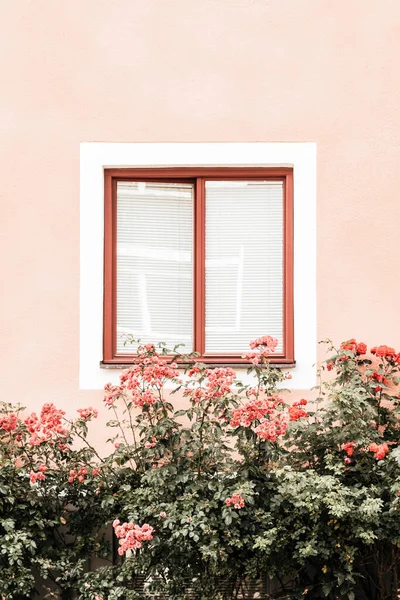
<box><xmin>205</xmin><ymin>181</ymin><xmax>284</xmax><ymax>354</ymax></box>
<box><xmin>116</xmin><ymin>181</ymin><xmax>194</xmax><ymax>354</ymax></box>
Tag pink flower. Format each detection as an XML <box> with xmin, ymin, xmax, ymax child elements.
<box><xmin>77</xmin><ymin>406</ymin><xmax>98</xmax><ymax>421</ymax></box>
<box><xmin>341</xmin><ymin>442</ymin><xmax>356</xmax><ymax>457</ymax></box>
<box><xmin>230</xmin><ymin>393</ymin><xmax>289</xmax><ymax>442</ymax></box>
<box><xmin>339</xmin><ymin>339</ymin><xmax>367</xmax><ymax>355</ymax></box>
<box><xmin>253</xmin><ymin>413</ymin><xmax>288</xmax><ymax>442</ymax></box>
<box><xmin>188</xmin><ymin>365</ymin><xmax>201</xmax><ymax>377</ymax></box>
<box><xmin>145</xmin><ymin>437</ymin><xmax>157</xmax><ymax>449</ymax></box>
<box><xmin>24</xmin><ymin>403</ymin><xmax>68</xmax><ymax>446</ymax></box>
<box><xmin>243</xmin><ymin>336</ymin><xmax>279</xmax><ymax>364</ymax></box>
<box><xmin>369</xmin><ymin>442</ymin><xmax>389</xmax><ymax>460</ymax></box>
<box><xmin>288</xmin><ymin>401</ymin><xmax>308</xmax><ymax>422</ymax></box>
<box><xmin>105</xmin><ymin>348</ymin><xmax>183</xmax><ymax>411</ymax></box>
<box><xmin>0</xmin><ymin>413</ymin><xmax>18</xmax><ymax>432</ymax></box>
<box><xmin>67</xmin><ymin>466</ymin><xmax>88</xmax><ymax>483</ymax></box>
<box><xmin>113</xmin><ymin>520</ymin><xmax>154</xmax><ymax>555</ymax></box>
<box><xmin>340</xmin><ymin>339</ymin><xmax>357</xmax><ymax>352</ymax></box>
<box><xmin>356</xmin><ymin>342</ymin><xmax>367</xmax><ymax>355</ymax></box>
<box><xmin>186</xmin><ymin>368</ymin><xmax>236</xmax><ymax>403</ymax></box>
<box><xmin>243</xmin><ymin>352</ymin><xmax>261</xmax><ymax>365</ymax></box>
<box><xmin>204</xmin><ymin>368</ymin><xmax>236</xmax><ymax>400</ymax></box>
<box><xmin>249</xmin><ymin>335</ymin><xmax>278</xmax><ymax>351</ymax></box>
<box><xmin>225</xmin><ymin>493</ymin><xmax>245</xmax><ymax>509</ymax></box>
<box><xmin>104</xmin><ymin>382</ymin><xmax>124</xmax><ymax>406</ymax></box>
<box><xmin>159</xmin><ymin>512</ymin><xmax>167</xmax><ymax>518</ymax></box>
<box><xmin>190</xmin><ymin>388</ymin><xmax>206</xmax><ymax>403</ymax></box>
<box><xmin>230</xmin><ymin>396</ymin><xmax>283</xmax><ymax>428</ymax></box>
<box><xmin>29</xmin><ymin>471</ymin><xmax>46</xmax><ymax>484</ymax></box>
<box><xmin>371</xmin><ymin>345</ymin><xmax>396</xmax><ymax>358</ymax></box>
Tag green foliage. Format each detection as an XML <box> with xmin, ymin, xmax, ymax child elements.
<box><xmin>0</xmin><ymin>402</ymin><xmax>111</xmax><ymax>599</ymax></box>
<box><xmin>2</xmin><ymin>337</ymin><xmax>400</xmax><ymax>599</ymax></box>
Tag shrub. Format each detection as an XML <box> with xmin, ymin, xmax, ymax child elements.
<box><xmin>2</xmin><ymin>336</ymin><xmax>400</xmax><ymax>599</ymax></box>
<box><xmin>0</xmin><ymin>401</ymin><xmax>109</xmax><ymax>599</ymax></box>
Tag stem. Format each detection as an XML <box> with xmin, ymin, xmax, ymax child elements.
<box><xmin>62</xmin><ymin>418</ymin><xmax>105</xmax><ymax>464</ymax></box>
<box><xmin>111</xmin><ymin>405</ymin><xmax>135</xmax><ymax>469</ymax></box>
<box><xmin>121</xmin><ymin>397</ymin><xmax>141</xmax><ymax>468</ymax></box>
<box><xmin>377</xmin><ymin>391</ymin><xmax>383</xmax><ymax>427</ymax></box>
<box><xmin>197</xmin><ymin>399</ymin><xmax>212</xmax><ymax>477</ymax></box>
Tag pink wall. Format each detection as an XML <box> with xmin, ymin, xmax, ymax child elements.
<box><xmin>1</xmin><ymin>0</ymin><xmax>400</xmax><ymax>436</ymax></box>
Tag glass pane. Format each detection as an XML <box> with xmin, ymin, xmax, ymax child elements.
<box><xmin>205</xmin><ymin>180</ymin><xmax>284</xmax><ymax>354</ymax></box>
<box><xmin>116</xmin><ymin>181</ymin><xmax>194</xmax><ymax>354</ymax></box>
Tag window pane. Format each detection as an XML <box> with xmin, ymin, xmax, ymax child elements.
<box><xmin>116</xmin><ymin>181</ymin><xmax>194</xmax><ymax>354</ymax></box>
<box><xmin>205</xmin><ymin>180</ymin><xmax>284</xmax><ymax>354</ymax></box>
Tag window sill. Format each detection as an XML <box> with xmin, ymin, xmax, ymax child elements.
<box><xmin>100</xmin><ymin>361</ymin><xmax>296</xmax><ymax>370</ymax></box>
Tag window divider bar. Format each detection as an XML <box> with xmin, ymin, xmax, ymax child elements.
<box><xmin>103</xmin><ymin>172</ymin><xmax>115</xmax><ymax>361</ymax></box>
<box><xmin>283</xmin><ymin>172</ymin><xmax>294</xmax><ymax>362</ymax></box>
<box><xmin>111</xmin><ymin>177</ymin><xmax>118</xmax><ymax>359</ymax></box>
<box><xmin>194</xmin><ymin>178</ymin><xmax>206</xmax><ymax>356</ymax></box>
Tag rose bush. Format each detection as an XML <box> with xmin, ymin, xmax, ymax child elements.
<box><xmin>2</xmin><ymin>336</ymin><xmax>400</xmax><ymax>599</ymax></box>
<box><xmin>0</xmin><ymin>401</ymin><xmax>111</xmax><ymax>599</ymax></box>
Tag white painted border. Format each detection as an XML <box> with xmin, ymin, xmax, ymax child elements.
<box><xmin>80</xmin><ymin>143</ymin><xmax>317</xmax><ymax>390</ymax></box>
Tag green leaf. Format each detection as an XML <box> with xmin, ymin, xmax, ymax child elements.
<box><xmin>174</xmin><ymin>410</ymin><xmax>187</xmax><ymax>418</ymax></box>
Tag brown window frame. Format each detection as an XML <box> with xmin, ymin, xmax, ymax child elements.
<box><xmin>103</xmin><ymin>167</ymin><xmax>294</xmax><ymax>366</ymax></box>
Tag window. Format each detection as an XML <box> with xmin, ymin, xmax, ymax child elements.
<box><xmin>103</xmin><ymin>167</ymin><xmax>294</xmax><ymax>365</ymax></box>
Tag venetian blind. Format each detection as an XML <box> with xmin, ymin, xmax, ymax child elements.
<box><xmin>205</xmin><ymin>180</ymin><xmax>284</xmax><ymax>354</ymax></box>
<box><xmin>116</xmin><ymin>181</ymin><xmax>194</xmax><ymax>355</ymax></box>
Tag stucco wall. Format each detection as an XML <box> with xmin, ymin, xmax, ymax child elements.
<box><xmin>1</xmin><ymin>0</ymin><xmax>400</xmax><ymax>438</ymax></box>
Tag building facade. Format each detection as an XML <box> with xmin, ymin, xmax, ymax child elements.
<box><xmin>2</xmin><ymin>0</ymin><xmax>400</xmax><ymax>445</ymax></box>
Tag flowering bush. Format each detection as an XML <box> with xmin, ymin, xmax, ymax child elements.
<box><xmin>2</xmin><ymin>336</ymin><xmax>400</xmax><ymax>599</ymax></box>
<box><xmin>279</xmin><ymin>337</ymin><xmax>400</xmax><ymax>599</ymax></box>
<box><xmin>0</xmin><ymin>401</ymin><xmax>110</xmax><ymax>599</ymax></box>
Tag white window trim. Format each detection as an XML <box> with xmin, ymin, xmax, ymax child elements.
<box><xmin>80</xmin><ymin>142</ymin><xmax>317</xmax><ymax>390</ymax></box>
